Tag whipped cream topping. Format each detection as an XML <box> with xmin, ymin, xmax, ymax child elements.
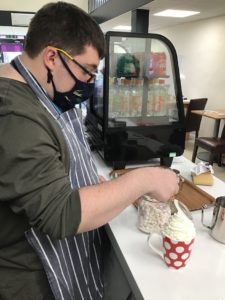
<box><xmin>162</xmin><ymin>199</ymin><xmax>196</xmax><ymax>242</ymax></box>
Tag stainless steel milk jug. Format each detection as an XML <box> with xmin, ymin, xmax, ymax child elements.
<box><xmin>202</xmin><ymin>197</ymin><xmax>225</xmax><ymax>244</ymax></box>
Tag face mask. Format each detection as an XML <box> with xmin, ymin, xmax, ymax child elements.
<box><xmin>48</xmin><ymin>53</ymin><xmax>95</xmax><ymax>112</ymax></box>
<box><xmin>50</xmin><ymin>73</ymin><xmax>95</xmax><ymax>112</ymax></box>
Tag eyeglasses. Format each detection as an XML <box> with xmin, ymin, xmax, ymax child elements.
<box><xmin>53</xmin><ymin>47</ymin><xmax>96</xmax><ymax>83</ymax></box>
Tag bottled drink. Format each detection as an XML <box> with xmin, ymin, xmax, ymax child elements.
<box><xmin>108</xmin><ymin>77</ymin><xmax>116</xmax><ymax>118</ymax></box>
<box><xmin>158</xmin><ymin>79</ymin><xmax>166</xmax><ymax>115</ymax></box>
<box><xmin>112</xmin><ymin>78</ymin><xmax>121</xmax><ymax>117</ymax></box>
<box><xmin>152</xmin><ymin>79</ymin><xmax>167</xmax><ymax>116</ymax></box>
<box><xmin>130</xmin><ymin>78</ymin><xmax>143</xmax><ymax>117</ymax></box>
<box><xmin>152</xmin><ymin>79</ymin><xmax>160</xmax><ymax>116</ymax></box>
<box><xmin>147</xmin><ymin>79</ymin><xmax>155</xmax><ymax>116</ymax></box>
<box><xmin>120</xmin><ymin>78</ymin><xmax>131</xmax><ymax>117</ymax></box>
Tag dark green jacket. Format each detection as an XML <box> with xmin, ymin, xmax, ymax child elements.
<box><xmin>0</xmin><ymin>78</ymin><xmax>81</xmax><ymax>299</ymax></box>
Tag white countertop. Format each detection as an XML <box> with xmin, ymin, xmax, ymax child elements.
<box><xmin>93</xmin><ymin>153</ymin><xmax>225</xmax><ymax>300</ymax></box>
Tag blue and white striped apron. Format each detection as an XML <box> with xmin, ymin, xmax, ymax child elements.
<box><xmin>13</xmin><ymin>57</ymin><xmax>105</xmax><ymax>300</ymax></box>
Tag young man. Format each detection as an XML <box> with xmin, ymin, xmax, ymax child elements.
<box><xmin>0</xmin><ymin>2</ymin><xmax>179</xmax><ymax>299</ymax></box>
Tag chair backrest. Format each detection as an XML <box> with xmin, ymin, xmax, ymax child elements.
<box><xmin>185</xmin><ymin>98</ymin><xmax>208</xmax><ymax>137</ymax></box>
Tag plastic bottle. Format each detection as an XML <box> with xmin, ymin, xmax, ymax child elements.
<box><xmin>147</xmin><ymin>79</ymin><xmax>155</xmax><ymax>116</ymax></box>
<box><xmin>112</xmin><ymin>78</ymin><xmax>121</xmax><ymax>117</ymax></box>
<box><xmin>130</xmin><ymin>78</ymin><xmax>143</xmax><ymax>117</ymax></box>
<box><xmin>152</xmin><ymin>79</ymin><xmax>160</xmax><ymax>115</ymax></box>
<box><xmin>120</xmin><ymin>78</ymin><xmax>131</xmax><ymax>117</ymax></box>
<box><xmin>158</xmin><ymin>79</ymin><xmax>166</xmax><ymax>115</ymax></box>
<box><xmin>108</xmin><ymin>77</ymin><xmax>116</xmax><ymax>118</ymax></box>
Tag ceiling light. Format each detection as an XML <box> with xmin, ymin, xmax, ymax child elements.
<box><xmin>154</xmin><ymin>9</ymin><xmax>200</xmax><ymax>18</ymax></box>
<box><xmin>113</xmin><ymin>25</ymin><xmax>131</xmax><ymax>31</ymax></box>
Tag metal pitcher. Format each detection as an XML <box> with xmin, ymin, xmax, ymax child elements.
<box><xmin>201</xmin><ymin>197</ymin><xmax>225</xmax><ymax>244</ymax></box>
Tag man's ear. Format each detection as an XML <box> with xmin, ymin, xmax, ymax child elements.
<box><xmin>43</xmin><ymin>47</ymin><xmax>57</xmax><ymax>72</ymax></box>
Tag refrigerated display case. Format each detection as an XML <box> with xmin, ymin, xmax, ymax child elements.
<box><xmin>85</xmin><ymin>31</ymin><xmax>185</xmax><ymax>169</ymax></box>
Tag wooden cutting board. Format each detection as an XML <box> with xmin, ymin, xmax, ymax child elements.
<box><xmin>110</xmin><ymin>169</ymin><xmax>215</xmax><ymax>211</ymax></box>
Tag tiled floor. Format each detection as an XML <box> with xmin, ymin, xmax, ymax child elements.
<box><xmin>183</xmin><ymin>136</ymin><xmax>225</xmax><ymax>182</ymax></box>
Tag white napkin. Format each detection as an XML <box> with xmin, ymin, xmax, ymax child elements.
<box><xmin>191</xmin><ymin>161</ymin><xmax>214</xmax><ymax>175</ymax></box>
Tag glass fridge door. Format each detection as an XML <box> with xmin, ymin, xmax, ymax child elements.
<box><xmin>106</xmin><ymin>33</ymin><xmax>182</xmax><ymax>128</ymax></box>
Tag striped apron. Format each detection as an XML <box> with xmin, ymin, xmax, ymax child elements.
<box><xmin>13</xmin><ymin>57</ymin><xmax>105</xmax><ymax>300</ymax></box>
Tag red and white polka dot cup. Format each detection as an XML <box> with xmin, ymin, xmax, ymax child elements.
<box><xmin>148</xmin><ymin>233</ymin><xmax>195</xmax><ymax>269</ymax></box>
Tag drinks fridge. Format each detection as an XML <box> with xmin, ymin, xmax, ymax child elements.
<box><xmin>85</xmin><ymin>31</ymin><xmax>185</xmax><ymax>169</ymax></box>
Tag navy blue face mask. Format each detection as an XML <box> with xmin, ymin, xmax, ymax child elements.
<box><xmin>48</xmin><ymin>51</ymin><xmax>95</xmax><ymax>112</ymax></box>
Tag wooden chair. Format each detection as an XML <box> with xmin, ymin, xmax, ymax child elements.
<box><xmin>185</xmin><ymin>98</ymin><xmax>208</xmax><ymax>138</ymax></box>
<box><xmin>192</xmin><ymin>123</ymin><xmax>225</xmax><ymax>166</ymax></box>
